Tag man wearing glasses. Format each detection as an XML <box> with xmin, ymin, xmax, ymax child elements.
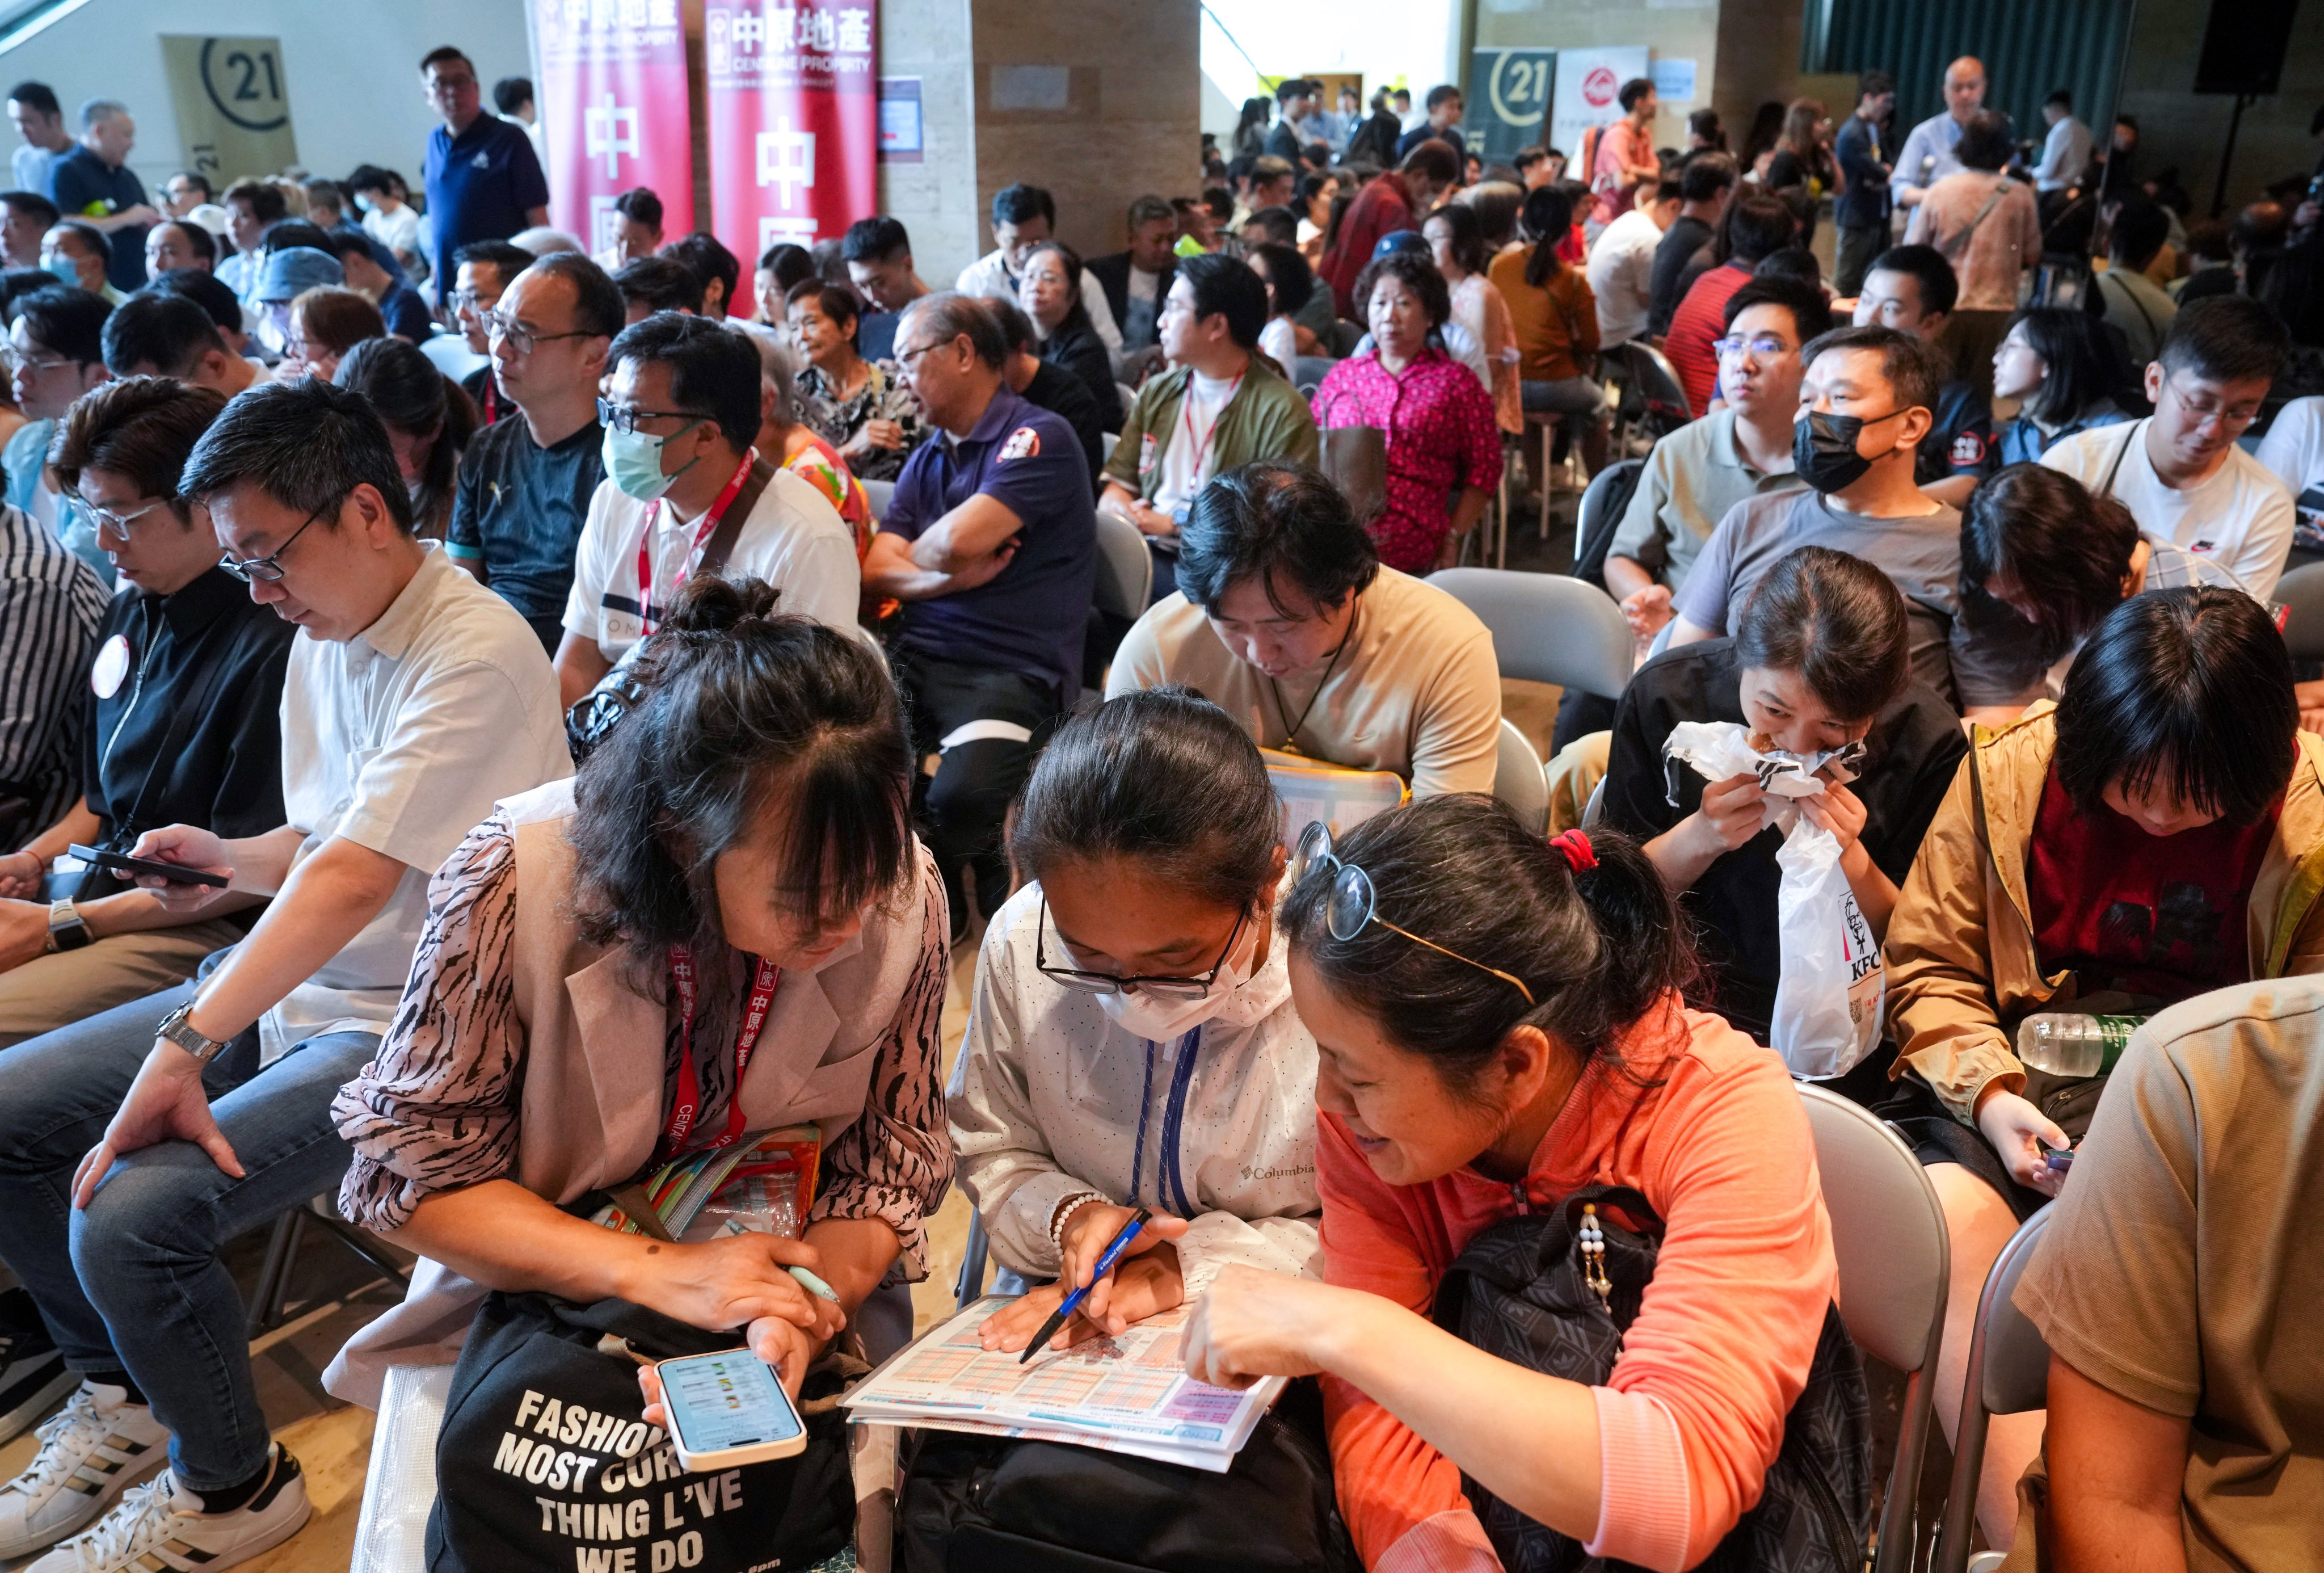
<box><xmin>1605</xmin><ymin>277</ymin><xmax>1821</xmax><ymax>648</ymax></box>
<box><xmin>418</xmin><ymin>45</ymin><xmax>548</xmax><ymax>312</ymax></box>
<box><xmin>448</xmin><ymin>239</ymin><xmax>532</xmax><ymax>425</ymax></box>
<box><xmin>864</xmin><ymin>292</ymin><xmax>1096</xmax><ymax>939</ymax></box>
<box><xmin>445</xmin><ymin>251</ymin><xmax>621</xmax><ymax>651</ymax></box>
<box><xmin>0</xmin><ymin>379</ymin><xmax>569</xmax><ymax>1571</ymax></box>
<box><xmin>2</xmin><ymin>285</ymin><xmax>111</xmax><ymax>581</ymax></box>
<box><xmin>0</xmin><ymin>380</ymin><xmax>291</xmax><ymax>1052</ymax></box>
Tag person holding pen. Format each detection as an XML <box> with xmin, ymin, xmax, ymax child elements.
<box><xmin>1178</xmin><ymin>798</ymin><xmax>1851</xmax><ymax>1573</ymax></box>
<box><xmin>323</xmin><ymin>577</ymin><xmax>954</xmax><ymax>1412</ymax></box>
<box><xmin>948</xmin><ymin>686</ymin><xmax>1324</xmax><ymax>1353</ymax></box>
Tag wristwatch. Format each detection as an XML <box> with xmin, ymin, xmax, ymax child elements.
<box><xmin>44</xmin><ymin>899</ymin><xmax>90</xmax><ymax>953</ymax></box>
<box><xmin>154</xmin><ymin>1000</ymin><xmax>231</xmax><ymax>1063</ymax></box>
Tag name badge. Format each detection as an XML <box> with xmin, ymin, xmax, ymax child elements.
<box><xmin>90</xmin><ymin>633</ymin><xmax>132</xmax><ymax>699</ymax></box>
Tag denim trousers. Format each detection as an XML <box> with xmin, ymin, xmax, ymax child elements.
<box><xmin>0</xmin><ymin>971</ymin><xmax>377</xmax><ymax>1491</ymax></box>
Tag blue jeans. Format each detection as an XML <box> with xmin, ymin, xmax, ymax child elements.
<box><xmin>0</xmin><ymin>971</ymin><xmax>377</xmax><ymax>1491</ymax></box>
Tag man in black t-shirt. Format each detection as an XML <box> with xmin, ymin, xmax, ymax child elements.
<box><xmin>446</xmin><ymin>253</ymin><xmax>621</xmax><ymax>651</ymax></box>
<box><xmin>1852</xmin><ymin>245</ymin><xmax>1997</xmax><ymax>497</ymax></box>
<box><xmin>1649</xmin><ymin>154</ymin><xmax>1736</xmax><ymax>339</ymax></box>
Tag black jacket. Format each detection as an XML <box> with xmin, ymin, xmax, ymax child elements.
<box><xmin>1084</xmin><ymin>251</ymin><xmax>1174</xmax><ymax>349</ymax></box>
<box><xmin>1041</xmin><ymin>316</ymin><xmax>1121</xmax><ymax>429</ymax></box>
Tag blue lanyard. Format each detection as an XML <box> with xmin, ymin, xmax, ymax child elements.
<box><xmin>1126</xmin><ymin>1027</ymin><xmax>1202</xmax><ymax>1216</ymax></box>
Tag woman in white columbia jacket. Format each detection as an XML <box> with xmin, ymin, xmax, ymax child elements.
<box><xmin>949</xmin><ymin>686</ymin><xmax>1322</xmax><ymax>1352</ymax></box>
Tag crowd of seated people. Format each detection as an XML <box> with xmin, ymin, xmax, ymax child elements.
<box><xmin>0</xmin><ymin>37</ymin><xmax>2318</xmax><ymax>1573</ymax></box>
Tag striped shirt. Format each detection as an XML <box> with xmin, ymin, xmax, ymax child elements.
<box><xmin>0</xmin><ymin>503</ymin><xmax>108</xmax><ymax>830</ymax></box>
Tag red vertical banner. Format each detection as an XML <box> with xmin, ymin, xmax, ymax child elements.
<box><xmin>534</xmin><ymin>0</ymin><xmax>697</xmax><ymax>251</ymax></box>
<box><xmin>704</xmin><ymin>1</ymin><xmax>879</xmax><ymax>271</ymax></box>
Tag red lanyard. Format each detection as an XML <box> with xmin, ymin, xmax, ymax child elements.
<box><xmin>1177</xmin><ymin>373</ymin><xmax>1242</xmax><ymax>486</ymax></box>
<box><xmin>660</xmin><ymin>945</ymin><xmax>782</xmax><ymax>1162</ymax></box>
<box><xmin>634</xmin><ymin>450</ymin><xmax>757</xmax><ymax>636</ymax></box>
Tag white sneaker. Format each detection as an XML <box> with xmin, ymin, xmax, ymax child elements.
<box><xmin>0</xmin><ymin>1383</ymin><xmax>169</xmax><ymax>1557</ymax></box>
<box><xmin>26</xmin><ymin>1450</ymin><xmax>310</xmax><ymax>1573</ymax></box>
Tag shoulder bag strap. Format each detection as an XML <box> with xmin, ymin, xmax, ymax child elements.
<box><xmin>2095</xmin><ymin>421</ymin><xmax>2139</xmax><ymax>500</ymax></box>
<box><xmin>1936</xmin><ymin>179</ymin><xmax>2012</xmax><ymax>263</ymax></box>
<box><xmin>696</xmin><ymin>457</ymin><xmax>776</xmax><ymax>578</ymax></box>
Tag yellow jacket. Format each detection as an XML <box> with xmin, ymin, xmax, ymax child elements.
<box><xmin>1883</xmin><ymin>703</ymin><xmax>2324</xmax><ymax>1122</ymax></box>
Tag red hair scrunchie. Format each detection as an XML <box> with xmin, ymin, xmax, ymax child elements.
<box><xmin>1550</xmin><ymin>828</ymin><xmax>1598</xmax><ymax>873</ymax></box>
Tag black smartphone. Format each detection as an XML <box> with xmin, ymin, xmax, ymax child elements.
<box><xmin>68</xmin><ymin>844</ymin><xmax>230</xmax><ymax>889</ymax></box>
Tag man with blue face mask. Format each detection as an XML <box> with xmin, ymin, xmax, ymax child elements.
<box><xmin>551</xmin><ymin>312</ymin><xmax>859</xmax><ymax>708</ymax></box>
<box><xmin>444</xmin><ymin>252</ymin><xmax>618</xmax><ymax>652</ymax></box>
<box><xmin>1667</xmin><ymin>324</ymin><xmax>2045</xmax><ymax>718</ymax></box>
<box><xmin>39</xmin><ymin>220</ymin><xmax>117</xmax><ymax>304</ymax></box>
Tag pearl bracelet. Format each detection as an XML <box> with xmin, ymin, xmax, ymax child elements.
<box><xmin>1047</xmin><ymin>1191</ymin><xmax>1106</xmax><ymax>1263</ymax></box>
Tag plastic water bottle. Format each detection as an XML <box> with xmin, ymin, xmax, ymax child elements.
<box><xmin>2015</xmin><ymin>1013</ymin><xmax>2144</xmax><ymax>1078</ymax></box>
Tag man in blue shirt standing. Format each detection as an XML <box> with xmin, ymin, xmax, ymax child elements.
<box><xmin>865</xmin><ymin>293</ymin><xmax>1096</xmax><ymax>935</ymax></box>
<box><xmin>419</xmin><ymin>46</ymin><xmax>548</xmax><ymax>310</ymax></box>
<box><xmin>1891</xmin><ymin>57</ymin><xmax>1994</xmax><ymax>213</ymax></box>
<box><xmin>1833</xmin><ymin>70</ymin><xmax>1896</xmax><ymax>297</ymax></box>
<box><xmin>49</xmin><ymin>100</ymin><xmax>155</xmax><ymax>293</ymax></box>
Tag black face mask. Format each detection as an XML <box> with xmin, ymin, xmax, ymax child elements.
<box><xmin>1793</xmin><ymin>406</ymin><xmax>1908</xmax><ymax>493</ymax></box>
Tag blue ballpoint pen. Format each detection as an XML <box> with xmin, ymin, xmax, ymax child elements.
<box><xmin>1019</xmin><ymin>1207</ymin><xmax>1152</xmax><ymax>1362</ymax></box>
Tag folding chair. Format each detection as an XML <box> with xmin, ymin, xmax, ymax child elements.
<box><xmin>1491</xmin><ymin>718</ymin><xmax>1550</xmax><ymax>835</ymax></box>
<box><xmin>861</xmin><ymin>478</ymin><xmax>895</xmax><ymax>525</ymax></box>
<box><xmin>246</xmin><ymin>1195</ymin><xmax>412</xmax><ymax>1336</ymax></box>
<box><xmin>1092</xmin><ymin>507</ymin><xmax>1153</xmax><ymax>620</ymax></box>
<box><xmin>954</xmin><ymin>1212</ymin><xmax>993</xmax><ymax>1310</ymax></box>
<box><xmin>2275</xmin><ymin>561</ymin><xmax>2324</xmax><ymax>662</ymax></box>
<box><xmin>1428</xmin><ymin>567</ymin><xmax>1632</xmax><ymax>700</ymax></box>
<box><xmin>1572</xmin><ymin>459</ymin><xmax>1644</xmax><ymax>590</ymax></box>
<box><xmin>1796</xmin><ymin>1085</ymin><xmax>1953</xmax><ymax>1573</ymax></box>
<box><xmin>1935</xmin><ymin>1206</ymin><xmax>2056</xmax><ymax>1573</ymax></box>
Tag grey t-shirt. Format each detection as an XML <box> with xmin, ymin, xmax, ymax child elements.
<box><xmin>1673</xmin><ymin>489</ymin><xmax>2041</xmax><ymax>709</ymax></box>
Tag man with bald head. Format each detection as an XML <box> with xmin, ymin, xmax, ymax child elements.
<box><xmin>1893</xmin><ymin>57</ymin><xmax>1995</xmax><ymax>209</ymax></box>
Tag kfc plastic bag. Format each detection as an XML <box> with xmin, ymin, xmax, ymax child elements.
<box><xmin>1663</xmin><ymin>721</ymin><xmax>1883</xmax><ymax>1078</ymax></box>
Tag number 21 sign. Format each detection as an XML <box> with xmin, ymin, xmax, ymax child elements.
<box><xmin>1466</xmin><ymin>48</ymin><xmax>1554</xmax><ymax>165</ymax></box>
<box><xmin>162</xmin><ymin>36</ymin><xmax>300</xmax><ymax>185</ymax></box>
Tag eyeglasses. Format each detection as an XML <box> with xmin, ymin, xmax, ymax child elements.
<box><xmin>218</xmin><ymin>497</ymin><xmax>335</xmax><ymax>583</ymax></box>
<box><xmin>1714</xmin><ymin>334</ymin><xmax>1794</xmax><ymax>359</ymax></box>
<box><xmin>1291</xmin><ymin>822</ymin><xmax>1536</xmax><ymax>1005</ymax></box>
<box><xmin>449</xmin><ymin>288</ymin><xmax>497</xmax><ymax>313</ymax></box>
<box><xmin>1</xmin><ymin>344</ymin><xmax>73</xmax><ymax>374</ymax></box>
<box><xmin>595</xmin><ymin>397</ymin><xmax>713</xmax><ymax>437</ymax></box>
<box><xmin>86</xmin><ymin>497</ymin><xmax>171</xmax><ymax>534</ymax></box>
<box><xmin>482</xmin><ymin>309</ymin><xmax>595</xmax><ymax>356</ymax></box>
<box><xmin>892</xmin><ymin>339</ymin><xmax>946</xmax><ymax>369</ymax></box>
<box><xmin>1033</xmin><ymin>895</ymin><xmax>1248</xmax><ymax>1000</ymax></box>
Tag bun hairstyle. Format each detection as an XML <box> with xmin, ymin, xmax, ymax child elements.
<box><xmin>1011</xmin><ymin>686</ymin><xmax>1282</xmax><ymax>914</ymax></box>
<box><xmin>1281</xmin><ymin>795</ymin><xmax>1694</xmax><ymax>1086</ymax></box>
<box><xmin>567</xmin><ymin>575</ymin><xmax>913</xmax><ymax>960</ymax></box>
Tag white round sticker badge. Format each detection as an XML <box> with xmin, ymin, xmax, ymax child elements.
<box><xmin>90</xmin><ymin>634</ymin><xmax>132</xmax><ymax>699</ymax></box>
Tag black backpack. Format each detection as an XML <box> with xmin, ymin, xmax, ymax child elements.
<box><xmin>1431</xmin><ymin>1185</ymin><xmax>1871</xmax><ymax>1573</ymax></box>
<box><xmin>893</xmin><ymin>1375</ymin><xmax>1362</xmax><ymax>1573</ymax></box>
<box><xmin>426</xmin><ymin>1291</ymin><xmax>853</xmax><ymax>1573</ymax></box>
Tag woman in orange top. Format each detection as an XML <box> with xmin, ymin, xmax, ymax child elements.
<box><xmin>1486</xmin><ymin>186</ymin><xmax>1611</xmax><ymax>477</ymax></box>
<box><xmin>1181</xmin><ymin>797</ymin><xmax>1846</xmax><ymax>1573</ymax></box>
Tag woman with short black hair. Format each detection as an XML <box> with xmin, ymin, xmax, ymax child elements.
<box><xmin>949</xmin><ymin>687</ymin><xmax>1321</xmax><ymax>1353</ymax></box>
<box><xmin>1018</xmin><ymin>239</ymin><xmax>1120</xmax><ymax>427</ymax></box>
<box><xmin>1605</xmin><ymin>545</ymin><xmax>1967</xmax><ymax>1042</ymax></box>
<box><xmin>1883</xmin><ymin>584</ymin><xmax>2318</xmax><ymax>1549</ymax></box>
<box><xmin>1312</xmin><ymin>250</ymin><xmax>1500</xmax><ymax>571</ymax></box>
<box><xmin>330</xmin><ymin>577</ymin><xmax>952</xmax><ymax>1403</ymax></box>
<box><xmin>1181</xmin><ymin>796</ymin><xmax>1857</xmax><ymax>1572</ymax></box>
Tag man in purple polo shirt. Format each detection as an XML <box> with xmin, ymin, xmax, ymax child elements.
<box><xmin>865</xmin><ymin>292</ymin><xmax>1096</xmax><ymax>935</ymax></box>
<box><xmin>418</xmin><ymin>46</ymin><xmax>547</xmax><ymax>309</ymax></box>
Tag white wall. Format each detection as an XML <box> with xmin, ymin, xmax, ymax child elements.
<box><xmin>1198</xmin><ymin>0</ymin><xmax>1458</xmax><ymax>138</ymax></box>
<box><xmin>0</xmin><ymin>0</ymin><xmax>532</xmax><ymax>191</ymax></box>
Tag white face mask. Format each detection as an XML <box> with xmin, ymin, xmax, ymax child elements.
<box><xmin>1095</xmin><ymin>919</ymin><xmax>1259</xmax><ymax>1042</ymax></box>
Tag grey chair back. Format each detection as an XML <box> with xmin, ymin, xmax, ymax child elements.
<box><xmin>1492</xmin><ymin>719</ymin><xmax>1548</xmax><ymax>834</ymax></box>
<box><xmin>1093</xmin><ymin>507</ymin><xmax>1155</xmax><ymax>620</ymax></box>
<box><xmin>1616</xmin><ymin>339</ymin><xmax>1693</xmax><ymax>427</ymax></box>
<box><xmin>1934</xmin><ymin>1206</ymin><xmax>2054</xmax><ymax>1573</ymax></box>
<box><xmin>861</xmin><ymin>478</ymin><xmax>895</xmax><ymax>525</ymax></box>
<box><xmin>1573</xmin><ymin>458</ymin><xmax>1645</xmax><ymax>588</ymax></box>
<box><xmin>1428</xmin><ymin>567</ymin><xmax>1632</xmax><ymax>700</ymax></box>
<box><xmin>1797</xmin><ymin>1085</ymin><xmax>1952</xmax><ymax>1573</ymax></box>
<box><xmin>1291</xmin><ymin>355</ymin><xmax>1338</xmax><ymax>400</ymax></box>
<box><xmin>2276</xmin><ymin>561</ymin><xmax>2324</xmax><ymax>661</ymax></box>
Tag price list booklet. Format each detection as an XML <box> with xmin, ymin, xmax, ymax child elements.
<box><xmin>843</xmin><ymin>1297</ymin><xmax>1283</xmax><ymax>1472</ymax></box>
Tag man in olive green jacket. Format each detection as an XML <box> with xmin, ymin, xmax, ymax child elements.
<box><xmin>1099</xmin><ymin>252</ymin><xmax>1319</xmax><ymax>600</ymax></box>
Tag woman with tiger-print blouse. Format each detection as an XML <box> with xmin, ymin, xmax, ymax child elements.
<box><xmin>321</xmin><ymin>575</ymin><xmax>952</xmax><ymax>1407</ymax></box>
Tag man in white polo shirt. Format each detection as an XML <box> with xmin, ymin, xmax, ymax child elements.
<box><xmin>2040</xmin><ymin>296</ymin><xmax>2296</xmax><ymax>597</ymax></box>
<box><xmin>0</xmin><ymin>378</ymin><xmax>569</xmax><ymax>1572</ymax></box>
<box><xmin>554</xmin><ymin>313</ymin><xmax>859</xmax><ymax>709</ymax></box>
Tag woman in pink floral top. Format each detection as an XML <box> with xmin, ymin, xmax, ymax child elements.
<box><xmin>1314</xmin><ymin>250</ymin><xmax>1504</xmax><ymax>573</ymax></box>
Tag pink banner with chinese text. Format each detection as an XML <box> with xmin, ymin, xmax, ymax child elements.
<box><xmin>704</xmin><ymin>1</ymin><xmax>879</xmax><ymax>275</ymax></box>
<box><xmin>535</xmin><ymin>0</ymin><xmax>696</xmax><ymax>253</ymax></box>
